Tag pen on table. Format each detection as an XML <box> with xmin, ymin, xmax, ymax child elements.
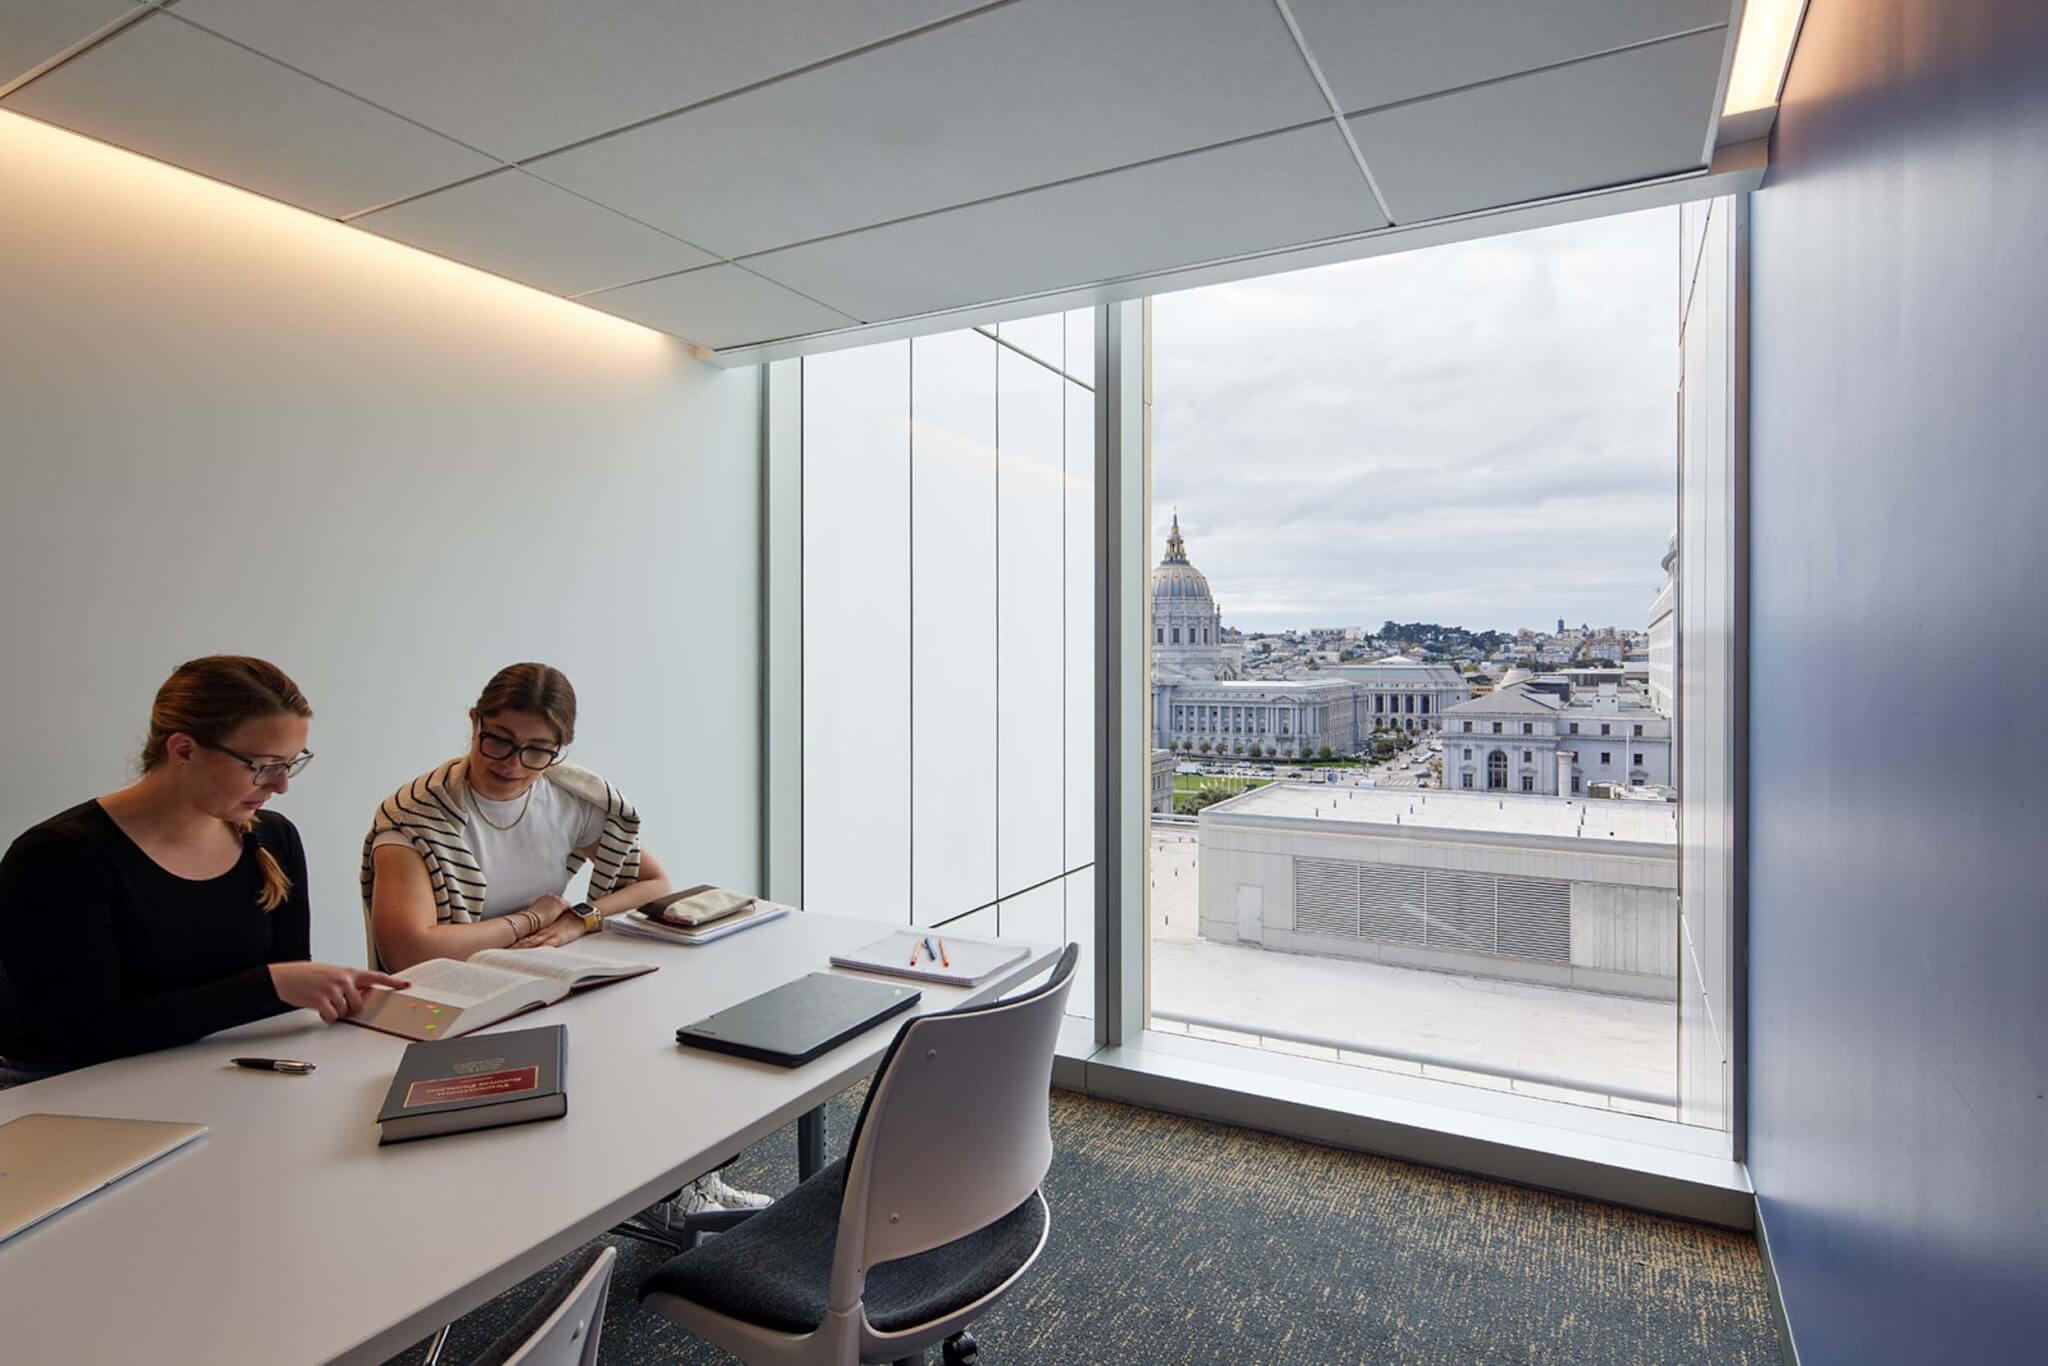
<box><xmin>937</xmin><ymin>937</ymin><xmax>950</xmax><ymax>968</ymax></box>
<box><xmin>922</xmin><ymin>935</ymin><xmax>938</xmax><ymax>963</ymax></box>
<box><xmin>231</xmin><ymin>1057</ymin><xmax>315</xmax><ymax>1074</ymax></box>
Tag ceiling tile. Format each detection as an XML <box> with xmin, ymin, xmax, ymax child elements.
<box><xmin>1289</xmin><ymin>0</ymin><xmax>1731</xmax><ymax>113</ymax></box>
<box><xmin>529</xmin><ymin>0</ymin><xmax>1329</xmax><ymax>259</ymax></box>
<box><xmin>174</xmin><ymin>0</ymin><xmax>995</xmax><ymax>163</ymax></box>
<box><xmin>1349</xmin><ymin>29</ymin><xmax>1726</xmax><ymax>224</ymax></box>
<box><xmin>0</xmin><ymin>0</ymin><xmax>137</xmax><ymax>91</ymax></box>
<box><xmin>578</xmin><ymin>264</ymin><xmax>859</xmax><ymax>350</ymax></box>
<box><xmin>353</xmin><ymin>169</ymin><xmax>715</xmax><ymax>296</ymax></box>
<box><xmin>2</xmin><ymin>12</ymin><xmax>495</xmax><ymax>217</ymax></box>
<box><xmin>744</xmin><ymin>123</ymin><xmax>1385</xmax><ymax>324</ymax></box>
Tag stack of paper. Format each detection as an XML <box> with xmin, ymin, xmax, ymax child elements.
<box><xmin>830</xmin><ymin>931</ymin><xmax>1029</xmax><ymax>987</ymax></box>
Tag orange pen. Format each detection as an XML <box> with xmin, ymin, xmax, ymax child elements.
<box><xmin>938</xmin><ymin>937</ymin><xmax>950</xmax><ymax>968</ymax></box>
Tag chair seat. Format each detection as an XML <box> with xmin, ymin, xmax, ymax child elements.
<box><xmin>640</xmin><ymin>1158</ymin><xmax>1047</xmax><ymax>1335</ymax></box>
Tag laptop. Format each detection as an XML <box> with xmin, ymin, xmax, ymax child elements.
<box><xmin>0</xmin><ymin>1113</ymin><xmax>208</xmax><ymax>1245</ymax></box>
<box><xmin>676</xmin><ymin>973</ymin><xmax>920</xmax><ymax>1067</ymax></box>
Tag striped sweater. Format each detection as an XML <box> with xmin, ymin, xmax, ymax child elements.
<box><xmin>359</xmin><ymin>758</ymin><xmax>642</xmax><ymax>965</ymax></box>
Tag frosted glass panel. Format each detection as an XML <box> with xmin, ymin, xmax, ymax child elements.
<box><xmin>911</xmin><ymin>330</ymin><xmax>998</xmax><ymax>925</ymax></box>
<box><xmin>1064</xmin><ymin>376</ymin><xmax>1094</xmax><ymax>871</ymax></box>
<box><xmin>995</xmin><ymin>311</ymin><xmax>1063</xmax><ymax>371</ymax></box>
<box><xmin>997</xmin><ymin>346</ymin><xmax>1066</xmax><ymax>897</ymax></box>
<box><xmin>1065</xmin><ymin>309</ymin><xmax>1095</xmax><ymax>386</ymax></box>
<box><xmin>1063</xmin><ymin>866</ymin><xmax>1094</xmax><ymax>1019</ymax></box>
<box><xmin>998</xmin><ymin>878</ymin><xmax>1063</xmax><ymax>944</ymax></box>
<box><xmin>803</xmin><ymin>341</ymin><xmax>909</xmax><ymax>921</ymax></box>
<box><xmin>936</xmin><ymin>905</ymin><xmax>996</xmax><ymax>938</ymax></box>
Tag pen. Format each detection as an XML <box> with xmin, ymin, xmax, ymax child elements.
<box><xmin>231</xmin><ymin>1057</ymin><xmax>315</xmax><ymax>1074</ymax></box>
<box><xmin>922</xmin><ymin>936</ymin><xmax>938</xmax><ymax>963</ymax></box>
<box><xmin>937</xmin><ymin>937</ymin><xmax>950</xmax><ymax>968</ymax></box>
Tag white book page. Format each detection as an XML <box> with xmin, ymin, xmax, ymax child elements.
<box><xmin>398</xmin><ymin>957</ymin><xmax>554</xmax><ymax>1007</ymax></box>
<box><xmin>470</xmin><ymin>946</ymin><xmax>651</xmax><ymax>988</ymax></box>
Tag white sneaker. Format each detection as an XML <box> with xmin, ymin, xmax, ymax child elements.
<box><xmin>644</xmin><ymin>1178</ymin><xmax>725</xmax><ymax>1232</ymax></box>
<box><xmin>701</xmin><ymin>1172</ymin><xmax>773</xmax><ymax>1210</ymax></box>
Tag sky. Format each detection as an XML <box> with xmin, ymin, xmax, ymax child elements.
<box><xmin>1150</xmin><ymin>205</ymin><xmax>1677</xmax><ymax>637</ymax></box>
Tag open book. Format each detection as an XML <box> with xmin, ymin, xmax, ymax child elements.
<box><xmin>349</xmin><ymin>947</ymin><xmax>655</xmax><ymax>1041</ymax></box>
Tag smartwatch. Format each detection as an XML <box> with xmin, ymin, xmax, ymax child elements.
<box><xmin>574</xmin><ymin>902</ymin><xmax>602</xmax><ymax>933</ymax></box>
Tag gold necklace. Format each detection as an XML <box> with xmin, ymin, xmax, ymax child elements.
<box><xmin>468</xmin><ymin>781</ymin><xmax>534</xmax><ymax>831</ymax></box>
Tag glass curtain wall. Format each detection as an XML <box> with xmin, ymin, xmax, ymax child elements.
<box><xmin>801</xmin><ymin>313</ymin><xmax>1096</xmax><ymax>1016</ymax></box>
<box><xmin>1143</xmin><ymin>208</ymin><xmax>1718</xmax><ymax>1132</ymax></box>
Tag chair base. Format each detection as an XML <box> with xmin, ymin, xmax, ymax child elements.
<box><xmin>614</xmin><ymin>1204</ymin><xmax>757</xmax><ymax>1252</ymax></box>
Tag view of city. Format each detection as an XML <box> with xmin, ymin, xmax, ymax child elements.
<box><xmin>1146</xmin><ymin>207</ymin><xmax>1687</xmax><ymax>1121</ymax></box>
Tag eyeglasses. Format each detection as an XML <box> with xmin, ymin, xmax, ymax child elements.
<box><xmin>200</xmin><ymin>740</ymin><xmax>314</xmax><ymax>785</ymax></box>
<box><xmin>476</xmin><ymin>725</ymin><xmax>565</xmax><ymax>771</ymax></box>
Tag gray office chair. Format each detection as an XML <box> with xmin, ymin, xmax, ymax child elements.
<box><xmin>422</xmin><ymin>1244</ymin><xmax>615</xmax><ymax>1366</ymax></box>
<box><xmin>640</xmin><ymin>944</ymin><xmax>1079</xmax><ymax>1366</ymax></box>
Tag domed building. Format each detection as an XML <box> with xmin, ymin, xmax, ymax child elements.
<box><xmin>1151</xmin><ymin>516</ymin><xmax>1363</xmax><ymax>760</ymax></box>
<box><xmin>1150</xmin><ymin>514</ymin><xmax>1238</xmax><ymax>684</ymax></box>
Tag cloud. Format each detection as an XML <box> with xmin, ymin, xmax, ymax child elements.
<box><xmin>1151</xmin><ymin>205</ymin><xmax>1677</xmax><ymax>634</ymax></box>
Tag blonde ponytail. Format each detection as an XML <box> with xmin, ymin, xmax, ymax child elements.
<box><xmin>236</xmin><ymin>817</ymin><xmax>293</xmax><ymax>912</ymax></box>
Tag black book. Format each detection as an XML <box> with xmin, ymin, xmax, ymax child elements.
<box><xmin>676</xmin><ymin>973</ymin><xmax>920</xmax><ymax>1067</ymax></box>
<box><xmin>375</xmin><ymin>1024</ymin><xmax>567</xmax><ymax>1145</ymax></box>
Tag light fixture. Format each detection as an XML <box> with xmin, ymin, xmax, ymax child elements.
<box><xmin>1722</xmin><ymin>0</ymin><xmax>1809</xmax><ymax>116</ymax></box>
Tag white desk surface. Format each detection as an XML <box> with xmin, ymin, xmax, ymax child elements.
<box><xmin>0</xmin><ymin>911</ymin><xmax>1058</xmax><ymax>1366</ymax></box>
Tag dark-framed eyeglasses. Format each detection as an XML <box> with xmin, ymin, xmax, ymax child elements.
<box><xmin>199</xmin><ymin>740</ymin><xmax>314</xmax><ymax>785</ymax></box>
<box><xmin>476</xmin><ymin>724</ymin><xmax>565</xmax><ymax>771</ymax></box>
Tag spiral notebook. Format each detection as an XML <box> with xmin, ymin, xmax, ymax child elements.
<box><xmin>829</xmin><ymin>931</ymin><xmax>1029</xmax><ymax>987</ymax></box>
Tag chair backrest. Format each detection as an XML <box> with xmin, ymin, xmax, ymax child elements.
<box><xmin>468</xmin><ymin>1243</ymin><xmax>615</xmax><ymax>1366</ymax></box>
<box><xmin>828</xmin><ymin>944</ymin><xmax>1078</xmax><ymax>1310</ymax></box>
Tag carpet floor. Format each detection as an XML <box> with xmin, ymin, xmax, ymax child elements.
<box><xmin>386</xmin><ymin>1088</ymin><xmax>1778</xmax><ymax>1365</ymax></box>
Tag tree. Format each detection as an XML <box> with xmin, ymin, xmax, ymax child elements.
<box><xmin>1198</xmin><ymin>741</ymin><xmax>1212</xmax><ymax>755</ymax></box>
<box><xmin>1174</xmin><ymin>786</ymin><xmax>1237</xmax><ymax>816</ymax></box>
<box><xmin>1318</xmin><ymin>745</ymin><xmax>1335</xmax><ymax>760</ymax></box>
<box><xmin>1247</xmin><ymin>742</ymin><xmax>1263</xmax><ymax>758</ymax></box>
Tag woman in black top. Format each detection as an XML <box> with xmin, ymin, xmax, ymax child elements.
<box><xmin>0</xmin><ymin>656</ymin><xmax>405</xmax><ymax>1079</ymax></box>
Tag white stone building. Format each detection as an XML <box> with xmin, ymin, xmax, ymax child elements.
<box><xmin>1440</xmin><ymin>681</ymin><xmax>1672</xmax><ymax>796</ymax></box>
<box><xmin>1327</xmin><ymin>655</ymin><xmax>1471</xmax><ymax>732</ymax></box>
<box><xmin>1647</xmin><ymin>530</ymin><xmax>1677</xmax><ymax>719</ymax></box>
<box><xmin>1149</xmin><ymin>517</ymin><xmax>1467</xmax><ymax>755</ymax></box>
<box><xmin>1196</xmin><ymin>784</ymin><xmax>1678</xmax><ymax>997</ymax></box>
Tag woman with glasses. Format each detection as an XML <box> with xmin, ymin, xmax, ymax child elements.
<box><xmin>0</xmin><ymin>656</ymin><xmax>407</xmax><ymax>1083</ymax></box>
<box><xmin>363</xmin><ymin>661</ymin><xmax>678</xmax><ymax>972</ymax></box>
<box><xmin>362</xmin><ymin>662</ymin><xmax>769</xmax><ymax>1218</ymax></box>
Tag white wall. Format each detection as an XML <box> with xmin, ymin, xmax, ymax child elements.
<box><xmin>0</xmin><ymin>112</ymin><xmax>762</xmax><ymax>967</ymax></box>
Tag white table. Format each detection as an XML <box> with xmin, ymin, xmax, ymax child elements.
<box><xmin>0</xmin><ymin>911</ymin><xmax>1058</xmax><ymax>1366</ymax></box>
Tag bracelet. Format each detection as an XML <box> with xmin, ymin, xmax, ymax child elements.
<box><xmin>521</xmin><ymin>910</ymin><xmax>540</xmax><ymax>938</ymax></box>
<box><xmin>504</xmin><ymin>916</ymin><xmax>522</xmax><ymax>947</ymax></box>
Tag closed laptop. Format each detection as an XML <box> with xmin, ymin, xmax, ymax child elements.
<box><xmin>0</xmin><ymin>1113</ymin><xmax>207</xmax><ymax>1244</ymax></box>
<box><xmin>676</xmin><ymin>973</ymin><xmax>920</xmax><ymax>1067</ymax></box>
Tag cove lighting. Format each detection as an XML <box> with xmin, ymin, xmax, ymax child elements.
<box><xmin>1723</xmin><ymin>0</ymin><xmax>1808</xmax><ymax>116</ymax></box>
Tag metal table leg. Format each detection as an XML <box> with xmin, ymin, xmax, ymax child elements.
<box><xmin>798</xmin><ymin>1106</ymin><xmax>825</xmax><ymax>1180</ymax></box>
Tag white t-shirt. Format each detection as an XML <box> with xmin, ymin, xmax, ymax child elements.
<box><xmin>373</xmin><ymin>778</ymin><xmax>606</xmax><ymax>919</ymax></box>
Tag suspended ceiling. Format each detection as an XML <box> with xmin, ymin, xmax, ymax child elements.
<box><xmin>1</xmin><ymin>1</ymin><xmax>1760</xmax><ymax>360</ymax></box>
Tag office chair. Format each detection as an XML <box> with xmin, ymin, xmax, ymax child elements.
<box><xmin>640</xmin><ymin>943</ymin><xmax>1079</xmax><ymax>1365</ymax></box>
<box><xmin>422</xmin><ymin>1243</ymin><xmax>615</xmax><ymax>1366</ymax></box>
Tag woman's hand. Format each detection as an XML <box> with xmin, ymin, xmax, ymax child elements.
<box><xmin>523</xmin><ymin>893</ymin><xmax>573</xmax><ymax>927</ymax></box>
<box><xmin>269</xmin><ymin>962</ymin><xmax>411</xmax><ymax>1023</ymax></box>
<box><xmin>514</xmin><ymin>912</ymin><xmax>588</xmax><ymax>949</ymax></box>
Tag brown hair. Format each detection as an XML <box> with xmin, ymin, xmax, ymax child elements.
<box><xmin>141</xmin><ymin>656</ymin><xmax>311</xmax><ymax>911</ymax></box>
<box><xmin>473</xmin><ymin>663</ymin><xmax>577</xmax><ymax>746</ymax></box>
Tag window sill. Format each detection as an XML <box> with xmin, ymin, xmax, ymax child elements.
<box><xmin>1055</xmin><ymin>1026</ymin><xmax>1750</xmax><ymax>1229</ymax></box>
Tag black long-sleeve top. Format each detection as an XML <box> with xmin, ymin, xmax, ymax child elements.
<box><xmin>0</xmin><ymin>800</ymin><xmax>308</xmax><ymax>1069</ymax></box>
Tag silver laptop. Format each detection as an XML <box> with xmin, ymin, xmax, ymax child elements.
<box><xmin>0</xmin><ymin>1113</ymin><xmax>208</xmax><ymax>1244</ymax></box>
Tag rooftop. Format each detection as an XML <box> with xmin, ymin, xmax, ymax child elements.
<box><xmin>1206</xmin><ymin>782</ymin><xmax>1678</xmax><ymax>848</ymax></box>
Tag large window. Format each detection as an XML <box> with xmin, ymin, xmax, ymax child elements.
<box><xmin>1146</xmin><ymin>206</ymin><xmax>1712</xmax><ymax>1132</ymax></box>
<box><xmin>799</xmin><ymin>314</ymin><xmax>1096</xmax><ymax>1016</ymax></box>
